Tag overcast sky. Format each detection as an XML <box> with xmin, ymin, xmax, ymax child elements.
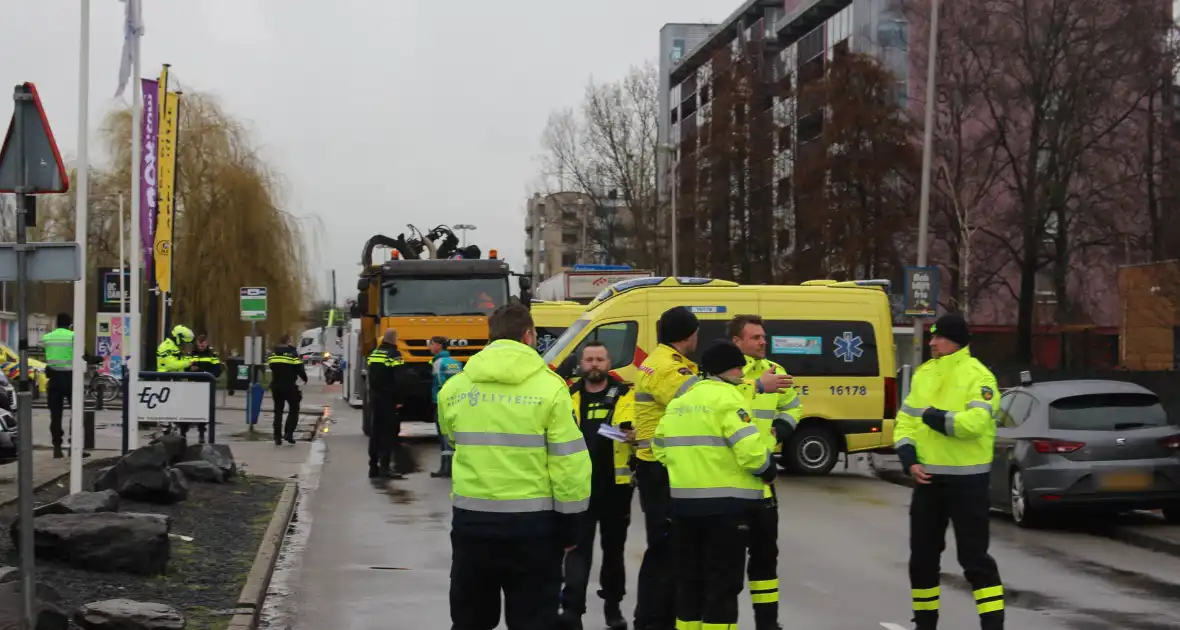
<box><xmin>1</xmin><ymin>0</ymin><xmax>724</xmax><ymax>301</ymax></box>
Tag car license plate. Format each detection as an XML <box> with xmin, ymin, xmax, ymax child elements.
<box><xmin>1099</xmin><ymin>471</ymin><xmax>1152</xmax><ymax>492</ymax></box>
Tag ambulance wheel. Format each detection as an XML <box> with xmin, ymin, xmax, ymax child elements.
<box><xmin>784</xmin><ymin>425</ymin><xmax>839</xmax><ymax>476</ymax></box>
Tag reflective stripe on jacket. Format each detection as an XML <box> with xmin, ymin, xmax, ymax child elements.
<box><xmin>738</xmin><ymin>356</ymin><xmax>802</xmax><ymax>498</ymax></box>
<box><xmin>653</xmin><ymin>378</ymin><xmax>772</xmax><ymax>515</ymax></box>
<box><xmin>571</xmin><ymin>382</ymin><xmax>636</xmax><ymax>485</ymax></box>
<box><xmin>42</xmin><ymin>328</ymin><xmax>74</xmax><ymax>371</ymax></box>
<box><xmin>438</xmin><ymin>339</ymin><xmax>591</xmax><ymax>537</ymax></box>
<box><xmin>893</xmin><ymin>346</ymin><xmax>999</xmax><ymax>476</ymax></box>
<box><xmin>634</xmin><ymin>344</ymin><xmax>699</xmax><ymax>462</ymax></box>
<box><xmin>431</xmin><ymin>350</ymin><xmax>462</xmax><ymax>402</ymax></box>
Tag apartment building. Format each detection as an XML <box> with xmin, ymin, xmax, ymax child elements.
<box><xmin>525</xmin><ymin>191</ymin><xmax>634</xmax><ymax>282</ymax></box>
<box><xmin>657</xmin><ymin>23</ymin><xmax>717</xmax><ymax>201</ymax></box>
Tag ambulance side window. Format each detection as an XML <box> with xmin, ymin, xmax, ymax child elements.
<box><xmin>576</xmin><ymin>321</ymin><xmax>638</xmax><ymax>370</ymax></box>
<box><xmin>761</xmin><ymin>320</ymin><xmax>879</xmax><ymax>377</ymax></box>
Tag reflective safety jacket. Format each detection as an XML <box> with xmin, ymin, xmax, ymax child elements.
<box><xmin>634</xmin><ymin>344</ymin><xmax>699</xmax><ymax>462</ymax></box>
<box><xmin>570</xmin><ymin>379</ymin><xmax>636</xmax><ymax>486</ymax></box>
<box><xmin>438</xmin><ymin>339</ymin><xmax>591</xmax><ymax>540</ymax></box>
<box><xmin>739</xmin><ymin>355</ymin><xmax>803</xmax><ymax>449</ymax></box>
<box><xmin>431</xmin><ymin>350</ymin><xmax>462</xmax><ymax>403</ymax></box>
<box><xmin>189</xmin><ymin>348</ymin><xmax>222</xmax><ymax>378</ymax></box>
<box><xmin>266</xmin><ymin>345</ymin><xmax>307</xmax><ymax>390</ymax></box>
<box><xmin>42</xmin><ymin>328</ymin><xmax>74</xmax><ymax>372</ymax></box>
<box><xmin>156</xmin><ymin>338</ymin><xmax>192</xmax><ymax>373</ymax></box>
<box><xmin>368</xmin><ymin>343</ymin><xmax>411</xmax><ymax>406</ymax></box>
<box><xmin>893</xmin><ymin>346</ymin><xmax>999</xmax><ymax>477</ymax></box>
<box><xmin>653</xmin><ymin>378</ymin><xmax>773</xmax><ymax>514</ymax></box>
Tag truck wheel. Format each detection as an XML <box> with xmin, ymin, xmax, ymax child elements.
<box><xmin>784</xmin><ymin>425</ymin><xmax>839</xmax><ymax>475</ymax></box>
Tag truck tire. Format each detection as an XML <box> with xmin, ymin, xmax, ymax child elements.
<box><xmin>783</xmin><ymin>424</ymin><xmax>839</xmax><ymax>476</ymax></box>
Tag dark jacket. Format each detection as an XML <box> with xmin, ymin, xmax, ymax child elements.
<box><xmin>190</xmin><ymin>346</ymin><xmax>222</xmax><ymax>378</ymax></box>
<box><xmin>266</xmin><ymin>345</ymin><xmax>308</xmax><ymax>391</ymax></box>
<box><xmin>368</xmin><ymin>343</ymin><xmax>415</xmax><ymax>406</ymax></box>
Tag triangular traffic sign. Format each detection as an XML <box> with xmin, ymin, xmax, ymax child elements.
<box><xmin>0</xmin><ymin>82</ymin><xmax>70</xmax><ymax>194</ymax></box>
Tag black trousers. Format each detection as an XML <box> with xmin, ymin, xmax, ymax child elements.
<box><xmin>451</xmin><ymin>533</ymin><xmax>563</xmax><ymax>630</ymax></box>
<box><xmin>368</xmin><ymin>401</ymin><xmax>401</xmax><ymax>472</ymax></box>
<box><xmin>271</xmin><ymin>387</ymin><xmax>301</xmax><ymax>440</ymax></box>
<box><xmin>909</xmin><ymin>475</ymin><xmax>1004</xmax><ymax>630</ymax></box>
<box><xmin>746</xmin><ymin>495</ymin><xmax>779</xmax><ymax>629</ymax></box>
<box><xmin>672</xmin><ymin>512</ymin><xmax>748</xmax><ymax>628</ymax></box>
<box><xmin>561</xmin><ymin>483</ymin><xmax>633</xmax><ymax>615</ymax></box>
<box><xmin>47</xmin><ymin>374</ymin><xmax>71</xmax><ymax>447</ymax></box>
<box><xmin>633</xmin><ymin>460</ymin><xmax>675</xmax><ymax>629</ymax></box>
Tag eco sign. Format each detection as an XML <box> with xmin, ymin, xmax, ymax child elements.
<box><xmin>240</xmin><ymin>287</ymin><xmax>267</xmax><ymax>321</ymax></box>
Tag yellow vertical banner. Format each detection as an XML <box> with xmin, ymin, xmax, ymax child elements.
<box><xmin>154</xmin><ymin>90</ymin><xmax>180</xmax><ymax>292</ymax></box>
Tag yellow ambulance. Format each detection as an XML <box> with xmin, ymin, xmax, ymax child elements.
<box><xmin>541</xmin><ymin>277</ymin><xmax>899</xmax><ymax>475</ymax></box>
<box><xmin>530</xmin><ymin>300</ymin><xmax>586</xmax><ymax>355</ymax></box>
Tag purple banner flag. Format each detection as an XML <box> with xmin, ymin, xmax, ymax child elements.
<box><xmin>140</xmin><ymin>78</ymin><xmax>159</xmax><ymax>269</ymax></box>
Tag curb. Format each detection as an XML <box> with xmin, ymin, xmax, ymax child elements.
<box><xmin>228</xmin><ymin>480</ymin><xmax>299</xmax><ymax>629</ymax></box>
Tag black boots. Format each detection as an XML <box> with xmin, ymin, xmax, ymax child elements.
<box><xmin>53</xmin><ymin>445</ymin><xmax>63</xmax><ymax>459</ymax></box>
<box><xmin>431</xmin><ymin>452</ymin><xmax>453</xmax><ymax>478</ymax></box>
<box><xmin>557</xmin><ymin>609</ymin><xmax>583</xmax><ymax>630</ymax></box>
<box><xmin>604</xmin><ymin>601</ymin><xmax>627</xmax><ymax>630</ymax></box>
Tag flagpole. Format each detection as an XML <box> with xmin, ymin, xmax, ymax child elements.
<box><xmin>70</xmin><ymin>0</ymin><xmax>91</xmax><ymax>493</ymax></box>
<box><xmin>119</xmin><ymin>193</ymin><xmax>125</xmax><ymax>358</ymax></box>
<box><xmin>128</xmin><ymin>0</ymin><xmax>143</xmax><ymax>450</ymax></box>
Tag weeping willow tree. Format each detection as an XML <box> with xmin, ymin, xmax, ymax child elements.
<box><xmin>93</xmin><ymin>91</ymin><xmax>311</xmax><ymax>353</ymax></box>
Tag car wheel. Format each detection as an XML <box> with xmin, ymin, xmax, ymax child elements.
<box><xmin>784</xmin><ymin>425</ymin><xmax>839</xmax><ymax>476</ymax></box>
<box><xmin>1162</xmin><ymin>506</ymin><xmax>1180</xmax><ymax>524</ymax></box>
<box><xmin>1010</xmin><ymin>469</ymin><xmax>1044</xmax><ymax>528</ymax></box>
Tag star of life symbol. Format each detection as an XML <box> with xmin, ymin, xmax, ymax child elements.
<box><xmin>834</xmin><ymin>332</ymin><xmax>863</xmax><ymax>363</ymax></box>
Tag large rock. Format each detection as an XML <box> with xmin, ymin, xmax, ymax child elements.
<box><xmin>94</xmin><ymin>444</ymin><xmax>189</xmax><ymax>503</ymax></box>
<box><xmin>0</xmin><ymin>567</ymin><xmax>16</xmax><ymax>584</ymax></box>
<box><xmin>74</xmin><ymin>599</ymin><xmax>184</xmax><ymax>630</ymax></box>
<box><xmin>173</xmin><ymin>460</ymin><xmax>225</xmax><ymax>483</ymax></box>
<box><xmin>33</xmin><ymin>490</ymin><xmax>120</xmax><ymax>517</ymax></box>
<box><xmin>181</xmin><ymin>443</ymin><xmax>236</xmax><ymax>479</ymax></box>
<box><xmin>12</xmin><ymin>513</ymin><xmax>170</xmax><ymax>576</ymax></box>
<box><xmin>149</xmin><ymin>434</ymin><xmax>187</xmax><ymax>464</ymax></box>
<box><xmin>0</xmin><ymin>580</ymin><xmax>69</xmax><ymax>629</ymax></box>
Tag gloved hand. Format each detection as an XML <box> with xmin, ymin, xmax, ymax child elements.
<box><xmin>922</xmin><ymin>407</ymin><xmax>950</xmax><ymax>435</ymax></box>
<box><xmin>757</xmin><ymin>460</ymin><xmax>778</xmax><ymax>484</ymax></box>
<box><xmin>771</xmin><ymin>418</ymin><xmax>794</xmax><ymax>444</ymax></box>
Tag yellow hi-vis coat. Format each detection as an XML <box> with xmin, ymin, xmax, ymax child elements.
<box><xmin>893</xmin><ymin>346</ymin><xmax>999</xmax><ymax>476</ymax></box>
<box><xmin>156</xmin><ymin>338</ymin><xmax>192</xmax><ymax>372</ymax></box>
<box><xmin>634</xmin><ymin>344</ymin><xmax>699</xmax><ymax>462</ymax></box>
<box><xmin>653</xmin><ymin>378</ymin><xmax>772</xmax><ymax>514</ymax></box>
<box><xmin>571</xmin><ymin>383</ymin><xmax>636</xmax><ymax>485</ymax></box>
<box><xmin>439</xmin><ymin>339</ymin><xmax>591</xmax><ymax>536</ymax></box>
<box><xmin>737</xmin><ymin>355</ymin><xmax>802</xmax><ymax>499</ymax></box>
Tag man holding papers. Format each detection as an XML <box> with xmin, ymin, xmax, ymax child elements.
<box><xmin>559</xmin><ymin>341</ymin><xmax>636</xmax><ymax>630</ymax></box>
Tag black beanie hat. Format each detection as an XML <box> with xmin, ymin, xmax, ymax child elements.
<box><xmin>657</xmin><ymin>306</ymin><xmax>699</xmax><ymax>345</ymax></box>
<box><xmin>931</xmin><ymin>313</ymin><xmax>970</xmax><ymax>347</ymax></box>
<box><xmin>701</xmin><ymin>341</ymin><xmax>747</xmax><ymax>376</ymax></box>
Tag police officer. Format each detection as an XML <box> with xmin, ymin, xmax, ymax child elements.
<box><xmin>894</xmin><ymin>314</ymin><xmax>1003</xmax><ymax>630</ymax></box>
<box><xmin>157</xmin><ymin>325</ymin><xmax>195</xmax><ymax>373</ymax></box>
<box><xmin>367</xmin><ymin>329</ymin><xmax>413</xmax><ymax>479</ymax></box>
<box><xmin>429</xmin><ymin>335</ymin><xmax>462</xmax><ymax>478</ymax></box>
<box><xmin>42</xmin><ymin>313</ymin><xmax>77</xmax><ymax>459</ymax></box>
<box><xmin>438</xmin><ymin>302</ymin><xmax>591</xmax><ymax>630</ymax></box>
<box><xmin>729</xmin><ymin>314</ymin><xmax>799</xmax><ymax>630</ymax></box>
<box><xmin>653</xmin><ymin>341</ymin><xmax>775</xmax><ymax>630</ymax></box>
<box><xmin>560</xmin><ymin>341</ymin><xmax>635</xmax><ymax>630</ymax></box>
<box><xmin>266</xmin><ymin>334</ymin><xmax>308</xmax><ymax>446</ymax></box>
<box><xmin>183</xmin><ymin>334</ymin><xmax>221</xmax><ymax>443</ymax></box>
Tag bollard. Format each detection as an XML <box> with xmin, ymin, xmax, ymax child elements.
<box><xmin>83</xmin><ymin>409</ymin><xmax>95</xmax><ymax>450</ymax></box>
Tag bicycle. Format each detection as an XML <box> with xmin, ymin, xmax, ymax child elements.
<box><xmin>82</xmin><ymin>358</ymin><xmax>121</xmax><ymax>405</ymax></box>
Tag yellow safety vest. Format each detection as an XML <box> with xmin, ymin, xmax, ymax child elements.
<box><xmin>653</xmin><ymin>378</ymin><xmax>771</xmax><ymax>513</ymax></box>
<box><xmin>156</xmin><ymin>338</ymin><xmax>192</xmax><ymax>372</ymax></box>
<box><xmin>893</xmin><ymin>346</ymin><xmax>999</xmax><ymax>476</ymax></box>
<box><xmin>571</xmin><ymin>383</ymin><xmax>636</xmax><ymax>485</ymax></box>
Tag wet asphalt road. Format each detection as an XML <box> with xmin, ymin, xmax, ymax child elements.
<box><xmin>282</xmin><ymin>405</ymin><xmax>1180</xmax><ymax>630</ymax></box>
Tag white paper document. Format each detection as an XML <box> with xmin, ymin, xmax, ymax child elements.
<box><xmin>596</xmin><ymin>423</ymin><xmax>628</xmax><ymax>443</ymax></box>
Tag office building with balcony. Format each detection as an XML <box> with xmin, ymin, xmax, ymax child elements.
<box><xmin>524</xmin><ymin>191</ymin><xmax>633</xmax><ymax>282</ymax></box>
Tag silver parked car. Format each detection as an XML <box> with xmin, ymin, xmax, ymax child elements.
<box><xmin>989</xmin><ymin>378</ymin><xmax>1180</xmax><ymax>527</ymax></box>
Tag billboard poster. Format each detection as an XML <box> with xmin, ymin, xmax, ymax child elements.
<box><xmin>904</xmin><ymin>266</ymin><xmax>939</xmax><ymax>317</ymax></box>
<box><xmin>95</xmin><ymin>313</ymin><xmax>131</xmax><ymax>378</ymax></box>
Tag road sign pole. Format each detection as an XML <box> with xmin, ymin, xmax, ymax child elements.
<box><xmin>12</xmin><ymin>85</ymin><xmax>37</xmax><ymax>630</ymax></box>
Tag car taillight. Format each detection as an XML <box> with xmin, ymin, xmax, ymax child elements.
<box><xmin>883</xmin><ymin>376</ymin><xmax>897</xmax><ymax>419</ymax></box>
<box><xmin>1031</xmin><ymin>439</ymin><xmax>1085</xmax><ymax>454</ymax></box>
<box><xmin>1160</xmin><ymin>435</ymin><xmax>1180</xmax><ymax>450</ymax></box>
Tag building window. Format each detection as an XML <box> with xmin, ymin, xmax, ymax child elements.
<box><xmin>562</xmin><ymin>252</ymin><xmax>578</xmax><ymax>268</ymax></box>
<box><xmin>672</xmin><ymin>38</ymin><xmax>685</xmax><ymax>62</ymax></box>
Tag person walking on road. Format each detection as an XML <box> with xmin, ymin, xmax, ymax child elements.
<box><xmin>729</xmin><ymin>314</ymin><xmax>799</xmax><ymax>630</ymax></box>
<box><xmin>438</xmin><ymin>302</ymin><xmax>591</xmax><ymax>630</ymax></box>
<box><xmin>653</xmin><ymin>341</ymin><xmax>775</xmax><ymax>630</ymax></box>
<box><xmin>559</xmin><ymin>341</ymin><xmax>636</xmax><ymax>630</ymax></box>
<box><xmin>367</xmin><ymin>329</ymin><xmax>413</xmax><ymax>479</ymax></box>
<box><xmin>894</xmin><ymin>314</ymin><xmax>1004</xmax><ymax>630</ymax></box>
<box><xmin>266</xmin><ymin>335</ymin><xmax>308</xmax><ymax>446</ymax></box>
<box><xmin>429</xmin><ymin>335</ymin><xmax>462</xmax><ymax>478</ymax></box>
<box><xmin>42</xmin><ymin>312</ymin><xmax>94</xmax><ymax>459</ymax></box>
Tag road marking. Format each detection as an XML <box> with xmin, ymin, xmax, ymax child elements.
<box><xmin>880</xmin><ymin>624</ymin><xmax>907</xmax><ymax>630</ymax></box>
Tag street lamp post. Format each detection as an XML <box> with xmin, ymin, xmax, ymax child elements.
<box><xmin>911</xmin><ymin>0</ymin><xmax>940</xmax><ymax>374</ymax></box>
<box><xmin>452</xmin><ymin>223</ymin><xmax>476</xmax><ymax>248</ymax></box>
<box><xmin>660</xmin><ymin>143</ymin><xmax>678</xmax><ymax>276</ymax></box>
